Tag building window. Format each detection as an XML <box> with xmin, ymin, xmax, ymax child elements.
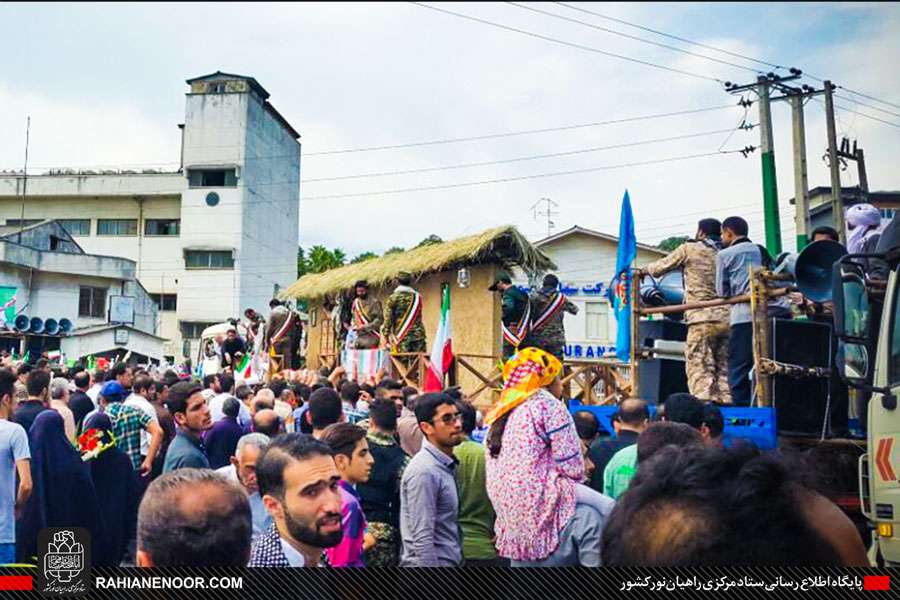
<box><xmin>144</xmin><ymin>219</ymin><xmax>180</xmax><ymax>236</ymax></box>
<box><xmin>150</xmin><ymin>293</ymin><xmax>177</xmax><ymax>311</ymax></box>
<box><xmin>188</xmin><ymin>168</ymin><xmax>237</xmax><ymax>188</ymax></box>
<box><xmin>58</xmin><ymin>219</ymin><xmax>90</xmax><ymax>236</ymax></box>
<box><xmin>97</xmin><ymin>219</ymin><xmax>138</xmax><ymax>236</ymax></box>
<box><xmin>585</xmin><ymin>301</ymin><xmax>609</xmax><ymax>341</ymax></box>
<box><xmin>185</xmin><ymin>250</ymin><xmax>234</xmax><ymax>269</ymax></box>
<box><xmin>180</xmin><ymin>321</ymin><xmax>217</xmax><ymax>340</ymax></box>
<box><xmin>5</xmin><ymin>219</ymin><xmax>41</xmax><ymax>227</ymax></box>
<box><xmin>78</xmin><ymin>286</ymin><xmax>106</xmax><ymax>318</ymax></box>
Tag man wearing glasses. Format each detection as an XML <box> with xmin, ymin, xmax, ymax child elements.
<box><xmin>399</xmin><ymin>393</ymin><xmax>464</xmax><ymax>567</ymax></box>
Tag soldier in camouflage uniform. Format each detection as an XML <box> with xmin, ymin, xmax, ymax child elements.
<box><xmin>489</xmin><ymin>271</ymin><xmax>532</xmax><ymax>360</ymax></box>
<box><xmin>528</xmin><ymin>273</ymin><xmax>578</xmax><ymax>362</ymax></box>
<box><xmin>381</xmin><ymin>272</ymin><xmax>427</xmax><ymax>354</ymax></box>
<box><xmin>347</xmin><ymin>280</ymin><xmax>383</xmax><ymax>350</ymax></box>
<box><xmin>639</xmin><ymin>219</ymin><xmax>732</xmax><ymax>403</ymax></box>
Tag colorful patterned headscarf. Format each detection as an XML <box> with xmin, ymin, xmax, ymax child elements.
<box><xmin>484</xmin><ymin>347</ymin><xmax>563</xmax><ymax>426</ymax></box>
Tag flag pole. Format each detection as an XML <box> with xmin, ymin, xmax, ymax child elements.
<box><xmin>629</xmin><ymin>268</ymin><xmax>640</xmax><ymax>399</ymax></box>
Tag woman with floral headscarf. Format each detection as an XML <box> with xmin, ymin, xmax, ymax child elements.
<box><xmin>484</xmin><ymin>348</ymin><xmax>614</xmax><ymax>567</ymax></box>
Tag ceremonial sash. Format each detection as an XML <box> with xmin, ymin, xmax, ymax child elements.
<box><xmin>530</xmin><ymin>293</ymin><xmax>568</xmax><ymax>333</ymax></box>
<box><xmin>501</xmin><ymin>301</ymin><xmax>531</xmax><ymax>348</ymax></box>
<box><xmin>393</xmin><ymin>291</ymin><xmax>422</xmax><ymax>345</ymax></box>
<box><xmin>352</xmin><ymin>299</ymin><xmax>373</xmax><ymax>329</ymax></box>
<box><xmin>270</xmin><ymin>311</ymin><xmax>295</xmax><ymax>346</ymax></box>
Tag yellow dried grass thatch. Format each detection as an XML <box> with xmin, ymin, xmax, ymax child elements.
<box><xmin>281</xmin><ymin>225</ymin><xmax>555</xmax><ymax>301</ymax></box>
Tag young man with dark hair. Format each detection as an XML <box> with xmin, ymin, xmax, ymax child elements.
<box><xmin>111</xmin><ymin>362</ymin><xmax>133</xmax><ymax>390</ymax></box>
<box><xmin>636</xmin><ymin>421</ymin><xmax>704</xmax><ymax>464</ymax></box>
<box><xmin>320</xmin><ymin>423</ymin><xmax>374</xmax><ymax>567</ymax></box>
<box><xmin>640</xmin><ymin>218</ymin><xmax>731</xmax><ymax>402</ymax></box>
<box><xmin>307</xmin><ymin>388</ymin><xmax>343</xmax><ymax>438</ymax></box>
<box><xmin>811</xmin><ymin>225</ymin><xmax>840</xmax><ymax>243</ymax></box>
<box><xmin>602</xmin><ymin>445</ymin><xmax>868</xmax><ymax>566</ymax></box>
<box><xmin>137</xmin><ymin>468</ymin><xmax>251</xmax><ymax>567</ymax></box>
<box><xmin>14</xmin><ymin>369</ymin><xmax>50</xmax><ymax>433</ymax></box>
<box><xmin>250</xmin><ymin>433</ymin><xmax>343</xmax><ymax>567</ymax></box>
<box><xmin>662</xmin><ymin>393</ymin><xmax>705</xmax><ymax>430</ymax></box>
<box><xmin>163</xmin><ymin>382</ymin><xmax>212</xmax><ymax>473</ymax></box>
<box><xmin>69</xmin><ymin>370</ymin><xmax>94</xmax><ymax>433</ymax></box>
<box><xmin>0</xmin><ymin>368</ymin><xmax>31</xmax><ymax>564</ymax></box>
<box><xmin>357</xmin><ymin>398</ymin><xmax>408</xmax><ymax>567</ymax></box>
<box><xmin>717</xmin><ymin>216</ymin><xmax>791</xmax><ymax>405</ymax></box>
<box><xmin>210</xmin><ymin>373</ymin><xmax>251</xmax><ymax>429</ymax></box>
<box><xmin>203</xmin><ymin>373</ymin><xmax>221</xmax><ymax>395</ymax></box>
<box><xmin>394</xmin><ymin>381</ymin><xmax>423</xmax><ymax>456</ymax></box>
<box><xmin>399</xmin><ymin>392</ymin><xmax>464</xmax><ymax>567</ymax></box>
<box><xmin>700</xmin><ymin>404</ymin><xmax>725</xmax><ymax>448</ymax></box>
<box><xmin>348</xmin><ymin>280</ymin><xmax>383</xmax><ymax>351</ymax></box>
<box><xmin>454</xmin><ymin>400</ymin><xmax>503</xmax><ymax>567</ymax></box>
<box><xmin>589</xmin><ymin>399</ymin><xmax>648</xmax><ymax>493</ymax></box>
<box><xmin>126</xmin><ymin>375</ymin><xmax>161</xmax><ymax>476</ymax></box>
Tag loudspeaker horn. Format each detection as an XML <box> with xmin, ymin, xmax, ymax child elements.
<box><xmin>14</xmin><ymin>314</ymin><xmax>30</xmax><ymax>332</ymax></box>
<box><xmin>794</xmin><ymin>240</ymin><xmax>848</xmax><ymax>303</ymax></box>
<box><xmin>58</xmin><ymin>318</ymin><xmax>73</xmax><ymax>335</ymax></box>
<box><xmin>29</xmin><ymin>317</ymin><xmax>44</xmax><ymax>334</ymax></box>
<box><xmin>43</xmin><ymin>318</ymin><xmax>59</xmax><ymax>336</ymax></box>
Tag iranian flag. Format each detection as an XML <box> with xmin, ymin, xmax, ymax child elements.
<box><xmin>423</xmin><ymin>284</ymin><xmax>453</xmax><ymax>392</ymax></box>
<box><xmin>235</xmin><ymin>353</ymin><xmax>252</xmax><ymax>381</ymax></box>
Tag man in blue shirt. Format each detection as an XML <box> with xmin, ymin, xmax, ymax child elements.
<box><xmin>716</xmin><ymin>216</ymin><xmax>791</xmax><ymax>405</ymax></box>
<box><xmin>0</xmin><ymin>368</ymin><xmax>31</xmax><ymax>564</ymax></box>
<box><xmin>163</xmin><ymin>382</ymin><xmax>212</xmax><ymax>473</ymax></box>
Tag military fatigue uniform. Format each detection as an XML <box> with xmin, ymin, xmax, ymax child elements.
<box><xmin>265</xmin><ymin>305</ymin><xmax>295</xmax><ymax>371</ymax></box>
<box><xmin>382</xmin><ymin>286</ymin><xmax>427</xmax><ymax>354</ymax></box>
<box><xmin>646</xmin><ymin>240</ymin><xmax>731</xmax><ymax>403</ymax></box>
<box><xmin>351</xmin><ymin>295</ymin><xmax>384</xmax><ymax>350</ymax></box>
<box><xmin>528</xmin><ymin>288</ymin><xmax>578</xmax><ymax>361</ymax></box>
<box><xmin>501</xmin><ymin>286</ymin><xmax>532</xmax><ymax>360</ymax></box>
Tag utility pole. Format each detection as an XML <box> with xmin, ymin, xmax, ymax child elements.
<box><xmin>789</xmin><ymin>93</ymin><xmax>810</xmax><ymax>249</ymax></box>
<box><xmin>756</xmin><ymin>76</ymin><xmax>782</xmax><ymax>255</ymax></box>
<box><xmin>823</xmin><ymin>80</ymin><xmax>845</xmax><ymax>244</ymax></box>
<box><xmin>725</xmin><ymin>71</ymin><xmax>801</xmax><ymax>255</ymax></box>
<box><xmin>856</xmin><ymin>146</ymin><xmax>869</xmax><ymax>195</ymax></box>
<box><xmin>17</xmin><ymin>117</ymin><xmax>30</xmax><ymax>245</ymax></box>
<box><xmin>532</xmin><ymin>197</ymin><xmax>559</xmax><ymax>238</ymax></box>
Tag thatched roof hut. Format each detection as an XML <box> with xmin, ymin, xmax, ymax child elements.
<box><xmin>281</xmin><ymin>225</ymin><xmax>555</xmax><ymax>301</ymax></box>
<box><xmin>282</xmin><ymin>226</ymin><xmax>555</xmax><ymax>405</ymax></box>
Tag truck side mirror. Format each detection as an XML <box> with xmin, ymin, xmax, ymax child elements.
<box><xmin>832</xmin><ymin>259</ymin><xmax>869</xmax><ymax>340</ymax></box>
<box><xmin>835</xmin><ymin>341</ymin><xmax>870</xmax><ymax>384</ymax></box>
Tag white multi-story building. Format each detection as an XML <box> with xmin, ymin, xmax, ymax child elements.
<box><xmin>0</xmin><ymin>72</ymin><xmax>301</xmax><ymax>361</ymax></box>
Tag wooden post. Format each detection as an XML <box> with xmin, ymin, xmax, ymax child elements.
<box><xmin>630</xmin><ymin>270</ymin><xmax>640</xmax><ymax>399</ymax></box>
<box><xmin>749</xmin><ymin>268</ymin><xmax>771</xmax><ymax>406</ymax></box>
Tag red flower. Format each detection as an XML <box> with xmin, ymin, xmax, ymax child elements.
<box><xmin>78</xmin><ymin>429</ymin><xmax>101</xmax><ymax>453</ymax></box>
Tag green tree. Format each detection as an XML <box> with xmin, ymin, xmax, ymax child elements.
<box><xmin>351</xmin><ymin>251</ymin><xmax>378</xmax><ymax>264</ymax></box>
<box><xmin>415</xmin><ymin>234</ymin><xmax>443</xmax><ymax>248</ymax></box>
<box><xmin>657</xmin><ymin>236</ymin><xmax>689</xmax><ymax>252</ymax></box>
<box><xmin>297</xmin><ymin>246</ymin><xmax>309</xmax><ymax>278</ymax></box>
<box><xmin>307</xmin><ymin>245</ymin><xmax>345</xmax><ymax>273</ymax></box>
<box><xmin>384</xmin><ymin>246</ymin><xmax>405</xmax><ymax>255</ymax></box>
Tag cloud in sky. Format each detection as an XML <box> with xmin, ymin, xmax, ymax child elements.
<box><xmin>1</xmin><ymin>1</ymin><xmax>898</xmax><ymax>258</ymax></box>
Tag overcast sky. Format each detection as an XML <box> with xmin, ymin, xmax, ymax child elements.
<box><xmin>2</xmin><ymin>2</ymin><xmax>899</xmax><ymax>258</ymax></box>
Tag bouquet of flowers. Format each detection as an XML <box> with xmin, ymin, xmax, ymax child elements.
<box><xmin>75</xmin><ymin>428</ymin><xmax>116</xmax><ymax>462</ymax></box>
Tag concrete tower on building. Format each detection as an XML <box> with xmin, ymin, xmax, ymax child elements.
<box><xmin>0</xmin><ymin>72</ymin><xmax>301</xmax><ymax>362</ymax></box>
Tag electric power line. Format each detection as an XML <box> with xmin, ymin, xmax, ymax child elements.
<box><xmin>302</xmin><ymin>126</ymin><xmax>749</xmax><ymax>182</ymax></box>
<box><xmin>507</xmin><ymin>1</ymin><xmax>762</xmax><ymax>75</ymax></box>
<box><xmin>409</xmin><ymin>2</ymin><xmax>726</xmax><ymax>83</ymax></box>
<box><xmin>303</xmin><ymin>149</ymin><xmax>749</xmax><ymax>200</ymax></box>
<box><xmin>834</xmin><ymin>94</ymin><xmax>900</xmax><ymax>121</ymax></box>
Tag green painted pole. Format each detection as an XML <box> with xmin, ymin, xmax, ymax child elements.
<box><xmin>758</xmin><ymin>77</ymin><xmax>782</xmax><ymax>255</ymax></box>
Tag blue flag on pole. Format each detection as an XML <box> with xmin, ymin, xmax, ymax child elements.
<box><xmin>608</xmin><ymin>190</ymin><xmax>637</xmax><ymax>362</ymax></box>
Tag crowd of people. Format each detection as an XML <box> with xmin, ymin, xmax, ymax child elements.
<box><xmin>0</xmin><ymin>341</ymin><xmax>870</xmax><ymax>568</ymax></box>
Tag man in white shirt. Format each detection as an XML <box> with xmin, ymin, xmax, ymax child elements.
<box><xmin>125</xmin><ymin>375</ymin><xmax>160</xmax><ymax>473</ymax></box>
<box><xmin>216</xmin><ymin>433</ymin><xmax>273</xmax><ymax>544</ymax></box>
<box><xmin>86</xmin><ymin>369</ymin><xmax>103</xmax><ymax>407</ymax></box>
<box><xmin>208</xmin><ymin>373</ymin><xmax>251</xmax><ymax>429</ymax></box>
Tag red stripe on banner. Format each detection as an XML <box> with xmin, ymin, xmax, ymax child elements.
<box><xmin>0</xmin><ymin>576</ymin><xmax>32</xmax><ymax>591</ymax></box>
<box><xmin>865</xmin><ymin>575</ymin><xmax>890</xmax><ymax>591</ymax></box>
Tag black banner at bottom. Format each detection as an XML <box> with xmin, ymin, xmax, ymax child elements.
<box><xmin>0</xmin><ymin>567</ymin><xmax>898</xmax><ymax>600</ymax></box>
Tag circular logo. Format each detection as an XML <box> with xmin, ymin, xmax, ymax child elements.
<box><xmin>206</xmin><ymin>192</ymin><xmax>220</xmax><ymax>207</ymax></box>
